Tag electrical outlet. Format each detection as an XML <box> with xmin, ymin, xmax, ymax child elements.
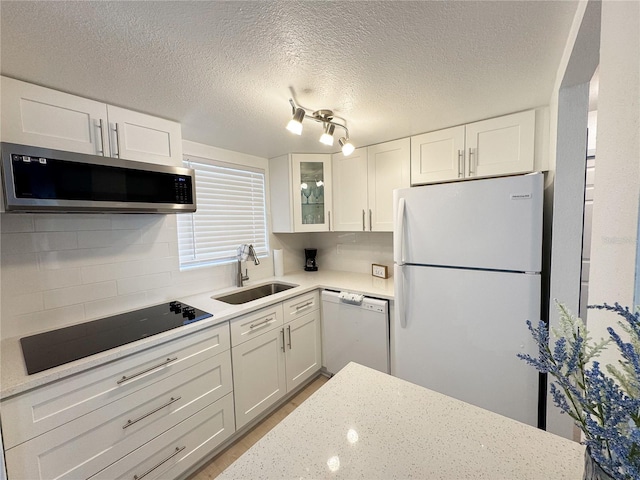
<box><xmin>372</xmin><ymin>264</ymin><xmax>388</xmax><ymax>278</ymax></box>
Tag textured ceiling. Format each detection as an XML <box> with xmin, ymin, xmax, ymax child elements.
<box><xmin>0</xmin><ymin>1</ymin><xmax>579</xmax><ymax>159</ymax></box>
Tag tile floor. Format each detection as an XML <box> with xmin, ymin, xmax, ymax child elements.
<box><xmin>187</xmin><ymin>374</ymin><xmax>330</xmax><ymax>479</ymax></box>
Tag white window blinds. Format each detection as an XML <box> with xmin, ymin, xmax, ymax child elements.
<box><xmin>177</xmin><ymin>156</ymin><xmax>268</xmax><ymax>269</ymax></box>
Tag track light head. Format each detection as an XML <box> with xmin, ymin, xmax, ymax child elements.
<box><xmin>339</xmin><ymin>137</ymin><xmax>355</xmax><ymax>156</ymax></box>
<box><xmin>319</xmin><ymin>123</ymin><xmax>335</xmax><ymax>146</ymax></box>
<box><xmin>286</xmin><ymin>107</ymin><xmax>305</xmax><ymax>135</ymax></box>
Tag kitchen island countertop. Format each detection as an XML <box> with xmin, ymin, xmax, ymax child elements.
<box><xmin>219</xmin><ymin>362</ymin><xmax>585</xmax><ymax>479</ymax></box>
<box><xmin>0</xmin><ymin>269</ymin><xmax>393</xmax><ymax>399</ymax></box>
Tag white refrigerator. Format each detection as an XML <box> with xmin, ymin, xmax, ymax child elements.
<box><xmin>393</xmin><ymin>173</ymin><xmax>543</xmax><ymax>427</ymax></box>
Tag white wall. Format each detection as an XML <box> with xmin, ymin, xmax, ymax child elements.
<box><xmin>586</xmin><ymin>0</ymin><xmax>640</xmax><ymax>365</ymax></box>
<box><xmin>545</xmin><ymin>0</ymin><xmax>600</xmax><ymax>439</ymax></box>
<box><xmin>0</xmin><ymin>141</ymin><xmax>274</xmax><ymax>340</ymax></box>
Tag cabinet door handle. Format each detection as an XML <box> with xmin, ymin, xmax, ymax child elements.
<box><xmin>133</xmin><ymin>446</ymin><xmax>185</xmax><ymax>480</ymax></box>
<box><xmin>457</xmin><ymin>149</ymin><xmax>464</xmax><ymax>178</ymax></box>
<box><xmin>111</xmin><ymin>123</ymin><xmax>121</xmax><ymax>157</ymax></box>
<box><xmin>280</xmin><ymin>328</ymin><xmax>285</xmax><ymax>352</ymax></box>
<box><xmin>295</xmin><ymin>301</ymin><xmax>313</xmax><ymax>312</ymax></box>
<box><xmin>287</xmin><ymin>325</ymin><xmax>292</xmax><ymax>349</ymax></box>
<box><xmin>117</xmin><ymin>357</ymin><xmax>178</xmax><ymax>385</ymax></box>
<box><xmin>362</xmin><ymin>209</ymin><xmax>366</xmax><ymax>231</ymax></box>
<box><xmin>123</xmin><ymin>396</ymin><xmax>181</xmax><ymax>429</ymax></box>
<box><xmin>468</xmin><ymin>148</ymin><xmax>474</xmax><ymax>176</ymax></box>
<box><xmin>369</xmin><ymin>209</ymin><xmax>373</xmax><ymax>231</ymax></box>
<box><xmin>249</xmin><ymin>317</ymin><xmax>274</xmax><ymax>330</ymax></box>
<box><xmin>328</xmin><ymin>211</ymin><xmax>331</xmax><ymax>231</ymax></box>
<box><xmin>96</xmin><ymin>119</ymin><xmax>107</xmax><ymax>156</ymax></box>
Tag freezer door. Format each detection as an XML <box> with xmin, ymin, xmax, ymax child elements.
<box><xmin>393</xmin><ymin>173</ymin><xmax>543</xmax><ymax>272</ymax></box>
<box><xmin>393</xmin><ymin>264</ymin><xmax>540</xmax><ymax>427</ymax></box>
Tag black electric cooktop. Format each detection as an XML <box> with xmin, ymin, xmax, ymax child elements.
<box><xmin>20</xmin><ymin>301</ymin><xmax>212</xmax><ymax>375</ymax></box>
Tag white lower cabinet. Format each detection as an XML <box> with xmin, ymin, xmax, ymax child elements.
<box><xmin>89</xmin><ymin>393</ymin><xmax>235</xmax><ymax>480</ymax></box>
<box><xmin>232</xmin><ymin>325</ymin><xmax>287</xmax><ymax>429</ymax></box>
<box><xmin>2</xmin><ymin>323</ymin><xmax>234</xmax><ymax>480</ymax></box>
<box><xmin>232</xmin><ymin>292</ymin><xmax>322</xmax><ymax>430</ymax></box>
<box><xmin>284</xmin><ymin>310</ymin><xmax>322</xmax><ymax>392</ymax></box>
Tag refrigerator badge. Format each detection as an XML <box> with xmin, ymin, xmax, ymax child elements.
<box><xmin>510</xmin><ymin>193</ymin><xmax>532</xmax><ymax>200</ymax></box>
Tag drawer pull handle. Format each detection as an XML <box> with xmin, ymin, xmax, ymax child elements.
<box><xmin>133</xmin><ymin>445</ymin><xmax>185</xmax><ymax>480</ymax></box>
<box><xmin>249</xmin><ymin>317</ymin><xmax>274</xmax><ymax>330</ymax></box>
<box><xmin>123</xmin><ymin>396</ymin><xmax>182</xmax><ymax>429</ymax></box>
<box><xmin>295</xmin><ymin>301</ymin><xmax>313</xmax><ymax>311</ymax></box>
<box><xmin>117</xmin><ymin>357</ymin><xmax>178</xmax><ymax>385</ymax></box>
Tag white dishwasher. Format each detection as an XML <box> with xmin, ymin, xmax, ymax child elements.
<box><xmin>321</xmin><ymin>290</ymin><xmax>390</xmax><ymax>375</ymax></box>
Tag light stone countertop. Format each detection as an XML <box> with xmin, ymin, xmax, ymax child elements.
<box><xmin>0</xmin><ymin>270</ymin><xmax>394</xmax><ymax>399</ymax></box>
<box><xmin>219</xmin><ymin>362</ymin><xmax>585</xmax><ymax>480</ymax></box>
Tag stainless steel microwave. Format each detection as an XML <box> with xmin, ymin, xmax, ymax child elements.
<box><xmin>0</xmin><ymin>142</ymin><xmax>196</xmax><ymax>213</ymax></box>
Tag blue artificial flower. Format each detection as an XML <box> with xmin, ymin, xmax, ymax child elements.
<box><xmin>520</xmin><ymin>302</ymin><xmax>640</xmax><ymax>480</ymax></box>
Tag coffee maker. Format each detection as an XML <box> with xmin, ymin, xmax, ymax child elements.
<box><xmin>304</xmin><ymin>248</ymin><xmax>318</xmax><ymax>271</ymax></box>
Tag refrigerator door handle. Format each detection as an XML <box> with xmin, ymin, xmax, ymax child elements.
<box><xmin>394</xmin><ymin>198</ymin><xmax>406</xmax><ymax>265</ymax></box>
<box><xmin>396</xmin><ymin>264</ymin><xmax>407</xmax><ymax>328</ymax></box>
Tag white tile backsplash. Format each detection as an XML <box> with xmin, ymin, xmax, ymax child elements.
<box><xmin>0</xmin><ymin>212</ymin><xmax>274</xmax><ymax>340</ymax></box>
<box><xmin>1</xmin><ymin>212</ymin><xmax>394</xmax><ymax>340</ymax></box>
<box><xmin>0</xmin><ymin>214</ymin><xmax>34</xmax><ymax>233</ymax></box>
<box><xmin>80</xmin><ymin>257</ymin><xmax>177</xmax><ymax>283</ymax></box>
<box><xmin>2</xmin><ymin>305</ymin><xmax>86</xmax><ymax>340</ymax></box>
<box><xmin>34</xmin><ymin>214</ymin><xmax>112</xmax><ymax>232</ymax></box>
<box><xmin>43</xmin><ymin>281</ymin><xmax>118</xmax><ymax>309</ymax></box>
<box><xmin>84</xmin><ymin>292</ymin><xmax>152</xmax><ymax>321</ymax></box>
<box><xmin>1</xmin><ymin>291</ymin><xmax>44</xmax><ymax>316</ymax></box>
<box><xmin>77</xmin><ymin>229</ymin><xmax>144</xmax><ymax>249</ymax></box>
<box><xmin>117</xmin><ymin>272</ymin><xmax>172</xmax><ymax>295</ymax></box>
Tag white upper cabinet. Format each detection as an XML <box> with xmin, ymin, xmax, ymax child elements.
<box><xmin>105</xmin><ymin>105</ymin><xmax>182</xmax><ymax>166</ymax></box>
<box><xmin>1</xmin><ymin>76</ymin><xmax>109</xmax><ymax>156</ymax></box>
<box><xmin>367</xmin><ymin>138</ymin><xmax>411</xmax><ymax>231</ymax></box>
<box><xmin>411</xmin><ymin>110</ymin><xmax>536</xmax><ymax>185</ymax></box>
<box><xmin>332</xmin><ymin>147</ymin><xmax>369</xmax><ymax>231</ymax></box>
<box><xmin>411</xmin><ymin>126</ymin><xmax>465</xmax><ymax>184</ymax></box>
<box><xmin>333</xmin><ymin>138</ymin><xmax>410</xmax><ymax>232</ymax></box>
<box><xmin>269</xmin><ymin>153</ymin><xmax>333</xmax><ymax>233</ymax></box>
<box><xmin>465</xmin><ymin>110</ymin><xmax>535</xmax><ymax>179</ymax></box>
<box><xmin>1</xmin><ymin>76</ymin><xmax>182</xmax><ymax>166</ymax></box>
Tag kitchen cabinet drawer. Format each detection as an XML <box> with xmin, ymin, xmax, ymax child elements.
<box><xmin>5</xmin><ymin>350</ymin><xmax>232</xmax><ymax>480</ymax></box>
<box><xmin>230</xmin><ymin>303</ymin><xmax>284</xmax><ymax>347</ymax></box>
<box><xmin>282</xmin><ymin>290</ymin><xmax>320</xmax><ymax>322</ymax></box>
<box><xmin>1</xmin><ymin>321</ymin><xmax>230</xmax><ymax>449</ymax></box>
<box><xmin>89</xmin><ymin>392</ymin><xmax>235</xmax><ymax>480</ymax></box>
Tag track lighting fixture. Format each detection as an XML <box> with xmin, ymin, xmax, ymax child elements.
<box><xmin>285</xmin><ymin>98</ymin><xmax>355</xmax><ymax>155</ymax></box>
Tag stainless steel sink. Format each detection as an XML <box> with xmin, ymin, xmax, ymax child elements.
<box><xmin>214</xmin><ymin>283</ymin><xmax>297</xmax><ymax>305</ymax></box>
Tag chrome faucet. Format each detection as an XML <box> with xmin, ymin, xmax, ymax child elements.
<box><xmin>236</xmin><ymin>244</ymin><xmax>260</xmax><ymax>287</ymax></box>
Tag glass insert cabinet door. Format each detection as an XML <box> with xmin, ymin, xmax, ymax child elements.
<box><xmin>291</xmin><ymin>154</ymin><xmax>332</xmax><ymax>232</ymax></box>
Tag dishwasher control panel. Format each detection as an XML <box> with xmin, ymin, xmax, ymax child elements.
<box><xmin>363</xmin><ymin>300</ymin><xmax>387</xmax><ymax>313</ymax></box>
